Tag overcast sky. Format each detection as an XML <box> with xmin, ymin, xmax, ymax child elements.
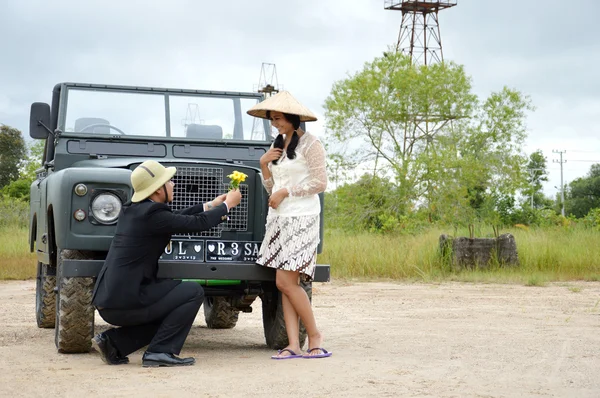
<box><xmin>1</xmin><ymin>0</ymin><xmax>599</xmax><ymax>198</ymax></box>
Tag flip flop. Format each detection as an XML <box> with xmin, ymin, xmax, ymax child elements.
<box><xmin>271</xmin><ymin>348</ymin><xmax>303</xmax><ymax>360</ymax></box>
<box><xmin>302</xmin><ymin>348</ymin><xmax>332</xmax><ymax>359</ymax></box>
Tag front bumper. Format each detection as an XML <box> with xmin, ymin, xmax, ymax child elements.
<box><xmin>60</xmin><ymin>259</ymin><xmax>331</xmax><ymax>282</ymax></box>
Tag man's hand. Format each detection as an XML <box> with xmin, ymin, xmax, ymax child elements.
<box><xmin>260</xmin><ymin>147</ymin><xmax>283</xmax><ymax>166</ymax></box>
<box><xmin>211</xmin><ymin>194</ymin><xmax>227</xmax><ymax>207</ymax></box>
<box><xmin>268</xmin><ymin>188</ymin><xmax>289</xmax><ymax>209</ymax></box>
<box><xmin>224</xmin><ymin>189</ymin><xmax>242</xmax><ymax>209</ymax></box>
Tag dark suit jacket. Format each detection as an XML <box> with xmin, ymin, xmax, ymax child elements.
<box><xmin>92</xmin><ymin>200</ymin><xmax>228</xmax><ymax>310</ymax></box>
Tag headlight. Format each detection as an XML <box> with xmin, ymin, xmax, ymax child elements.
<box><xmin>73</xmin><ymin>209</ymin><xmax>86</xmax><ymax>221</ymax></box>
<box><xmin>74</xmin><ymin>183</ymin><xmax>88</xmax><ymax>196</ymax></box>
<box><xmin>91</xmin><ymin>193</ymin><xmax>122</xmax><ymax>224</ymax></box>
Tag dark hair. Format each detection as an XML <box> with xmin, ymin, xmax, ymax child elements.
<box><xmin>267</xmin><ymin>111</ymin><xmax>301</xmax><ymax>164</ymax></box>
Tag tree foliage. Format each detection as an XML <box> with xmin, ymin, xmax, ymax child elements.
<box><xmin>324</xmin><ymin>52</ymin><xmax>533</xmax><ymax>225</ymax></box>
<box><xmin>524</xmin><ymin>149</ymin><xmax>550</xmax><ymax>209</ymax></box>
<box><xmin>0</xmin><ymin>125</ymin><xmax>27</xmax><ymax>188</ymax></box>
<box><xmin>0</xmin><ymin>131</ymin><xmax>44</xmax><ymax>201</ymax></box>
<box><xmin>20</xmin><ymin>140</ymin><xmax>45</xmax><ymax>181</ymax></box>
<box><xmin>566</xmin><ymin>164</ymin><xmax>600</xmax><ymax>218</ymax></box>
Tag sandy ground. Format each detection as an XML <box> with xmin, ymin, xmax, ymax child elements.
<box><xmin>0</xmin><ymin>280</ymin><xmax>599</xmax><ymax>398</ymax></box>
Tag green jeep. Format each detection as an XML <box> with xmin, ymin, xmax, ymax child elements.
<box><xmin>29</xmin><ymin>83</ymin><xmax>329</xmax><ymax>353</ymax></box>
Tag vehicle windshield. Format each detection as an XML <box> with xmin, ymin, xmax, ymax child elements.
<box><xmin>61</xmin><ymin>87</ymin><xmax>272</xmax><ymax>142</ymax></box>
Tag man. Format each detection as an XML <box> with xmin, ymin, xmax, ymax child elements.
<box><xmin>91</xmin><ymin>160</ymin><xmax>242</xmax><ymax>367</ymax></box>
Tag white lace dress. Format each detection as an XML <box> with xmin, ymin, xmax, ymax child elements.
<box><xmin>256</xmin><ymin>132</ymin><xmax>327</xmax><ymax>280</ymax></box>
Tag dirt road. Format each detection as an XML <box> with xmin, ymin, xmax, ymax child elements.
<box><xmin>0</xmin><ymin>280</ymin><xmax>599</xmax><ymax>397</ymax></box>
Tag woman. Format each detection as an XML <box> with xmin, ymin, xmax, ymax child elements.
<box><xmin>247</xmin><ymin>91</ymin><xmax>331</xmax><ymax>359</ymax></box>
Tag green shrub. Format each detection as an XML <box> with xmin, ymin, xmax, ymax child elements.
<box><xmin>2</xmin><ymin>178</ymin><xmax>32</xmax><ymax>201</ymax></box>
<box><xmin>0</xmin><ymin>196</ymin><xmax>29</xmax><ymax>228</ymax></box>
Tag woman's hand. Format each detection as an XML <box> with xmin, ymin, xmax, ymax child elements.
<box><xmin>268</xmin><ymin>188</ymin><xmax>289</xmax><ymax>209</ymax></box>
<box><xmin>260</xmin><ymin>147</ymin><xmax>283</xmax><ymax>166</ymax></box>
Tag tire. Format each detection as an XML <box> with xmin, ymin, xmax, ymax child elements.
<box><xmin>54</xmin><ymin>250</ymin><xmax>95</xmax><ymax>353</ymax></box>
<box><xmin>36</xmin><ymin>262</ymin><xmax>56</xmax><ymax>328</ymax></box>
<box><xmin>203</xmin><ymin>297</ymin><xmax>240</xmax><ymax>329</ymax></box>
<box><xmin>261</xmin><ymin>280</ymin><xmax>312</xmax><ymax>350</ymax></box>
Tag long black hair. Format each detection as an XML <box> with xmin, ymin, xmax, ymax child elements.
<box><xmin>267</xmin><ymin>111</ymin><xmax>301</xmax><ymax>165</ymax></box>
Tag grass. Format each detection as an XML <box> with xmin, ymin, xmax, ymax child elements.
<box><xmin>1</xmin><ymin>223</ymin><xmax>600</xmax><ymax>284</ymax></box>
<box><xmin>318</xmin><ymin>226</ymin><xmax>600</xmax><ymax>284</ymax></box>
<box><xmin>0</xmin><ymin>226</ymin><xmax>37</xmax><ymax>280</ymax></box>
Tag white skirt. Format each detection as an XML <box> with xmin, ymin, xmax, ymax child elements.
<box><xmin>256</xmin><ymin>213</ymin><xmax>320</xmax><ymax>281</ymax></box>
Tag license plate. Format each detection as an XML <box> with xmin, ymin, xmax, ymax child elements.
<box><xmin>205</xmin><ymin>240</ymin><xmax>261</xmax><ymax>263</ymax></box>
<box><xmin>161</xmin><ymin>240</ymin><xmax>204</xmax><ymax>261</ymax></box>
<box><xmin>160</xmin><ymin>240</ymin><xmax>261</xmax><ymax>263</ymax></box>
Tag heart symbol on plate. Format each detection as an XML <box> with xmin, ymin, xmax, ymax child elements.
<box><xmin>208</xmin><ymin>244</ymin><xmax>215</xmax><ymax>252</ymax></box>
<box><xmin>194</xmin><ymin>245</ymin><xmax>202</xmax><ymax>253</ymax></box>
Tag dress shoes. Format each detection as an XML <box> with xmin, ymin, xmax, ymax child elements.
<box><xmin>142</xmin><ymin>351</ymin><xmax>196</xmax><ymax>367</ymax></box>
<box><xmin>91</xmin><ymin>332</ymin><xmax>129</xmax><ymax>365</ymax></box>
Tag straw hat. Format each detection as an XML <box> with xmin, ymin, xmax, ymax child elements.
<box><xmin>247</xmin><ymin>91</ymin><xmax>317</xmax><ymax>122</ymax></box>
<box><xmin>131</xmin><ymin>160</ymin><xmax>176</xmax><ymax>203</ymax></box>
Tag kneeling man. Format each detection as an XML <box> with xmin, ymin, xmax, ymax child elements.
<box><xmin>91</xmin><ymin>160</ymin><xmax>241</xmax><ymax>367</ymax></box>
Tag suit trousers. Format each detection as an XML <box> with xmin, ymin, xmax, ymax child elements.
<box><xmin>98</xmin><ymin>281</ymin><xmax>204</xmax><ymax>356</ymax></box>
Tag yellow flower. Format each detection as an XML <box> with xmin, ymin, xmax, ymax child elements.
<box><xmin>228</xmin><ymin>170</ymin><xmax>248</xmax><ymax>189</ymax></box>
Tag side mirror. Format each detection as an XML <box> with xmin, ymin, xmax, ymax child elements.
<box><xmin>30</xmin><ymin>102</ymin><xmax>51</xmax><ymax>139</ymax></box>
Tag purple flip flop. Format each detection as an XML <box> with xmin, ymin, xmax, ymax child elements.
<box><xmin>271</xmin><ymin>348</ymin><xmax>303</xmax><ymax>360</ymax></box>
<box><xmin>302</xmin><ymin>348</ymin><xmax>333</xmax><ymax>359</ymax></box>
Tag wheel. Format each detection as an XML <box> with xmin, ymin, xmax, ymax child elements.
<box><xmin>203</xmin><ymin>297</ymin><xmax>239</xmax><ymax>329</ymax></box>
<box><xmin>54</xmin><ymin>250</ymin><xmax>96</xmax><ymax>353</ymax></box>
<box><xmin>261</xmin><ymin>280</ymin><xmax>312</xmax><ymax>350</ymax></box>
<box><xmin>35</xmin><ymin>262</ymin><xmax>56</xmax><ymax>328</ymax></box>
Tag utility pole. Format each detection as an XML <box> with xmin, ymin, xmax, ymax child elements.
<box><xmin>527</xmin><ymin>168</ymin><xmax>543</xmax><ymax>208</ymax></box>
<box><xmin>552</xmin><ymin>150</ymin><xmax>566</xmax><ymax>216</ymax></box>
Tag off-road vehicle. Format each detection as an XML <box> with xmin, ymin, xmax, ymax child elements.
<box><xmin>29</xmin><ymin>83</ymin><xmax>329</xmax><ymax>353</ymax></box>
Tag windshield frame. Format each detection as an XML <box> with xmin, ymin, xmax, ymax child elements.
<box><xmin>56</xmin><ymin>83</ymin><xmax>271</xmax><ymax>142</ymax></box>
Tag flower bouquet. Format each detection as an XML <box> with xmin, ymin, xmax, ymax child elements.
<box><xmin>227</xmin><ymin>170</ymin><xmax>248</xmax><ymax>190</ymax></box>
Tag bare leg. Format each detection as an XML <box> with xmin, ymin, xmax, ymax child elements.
<box><xmin>270</xmin><ymin>293</ymin><xmax>302</xmax><ymax>358</ymax></box>
<box><xmin>282</xmin><ymin>293</ymin><xmax>300</xmax><ymax>348</ymax></box>
<box><xmin>276</xmin><ymin>269</ymin><xmax>325</xmax><ymax>357</ymax></box>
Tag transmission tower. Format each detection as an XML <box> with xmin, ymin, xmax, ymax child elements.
<box><xmin>384</xmin><ymin>1</ymin><xmax>457</xmax><ymax>219</ymax></box>
<box><xmin>384</xmin><ymin>0</ymin><xmax>457</xmax><ymax>65</ymax></box>
<box><xmin>251</xmin><ymin>63</ymin><xmax>281</xmax><ymax>140</ymax></box>
<box><xmin>181</xmin><ymin>103</ymin><xmax>204</xmax><ymax>134</ymax></box>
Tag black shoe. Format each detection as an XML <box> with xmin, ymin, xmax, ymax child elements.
<box><xmin>91</xmin><ymin>333</ymin><xmax>129</xmax><ymax>365</ymax></box>
<box><xmin>141</xmin><ymin>351</ymin><xmax>196</xmax><ymax>367</ymax></box>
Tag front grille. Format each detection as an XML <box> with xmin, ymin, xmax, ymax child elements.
<box><xmin>170</xmin><ymin>166</ymin><xmax>248</xmax><ymax>238</ymax></box>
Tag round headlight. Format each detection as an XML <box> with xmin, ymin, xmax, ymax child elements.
<box><xmin>73</xmin><ymin>209</ymin><xmax>86</xmax><ymax>221</ymax></box>
<box><xmin>91</xmin><ymin>193</ymin><xmax>122</xmax><ymax>224</ymax></box>
<box><xmin>74</xmin><ymin>184</ymin><xmax>88</xmax><ymax>196</ymax></box>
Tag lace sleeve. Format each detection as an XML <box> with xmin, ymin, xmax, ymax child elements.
<box><xmin>261</xmin><ymin>173</ymin><xmax>274</xmax><ymax>195</ymax></box>
<box><xmin>287</xmin><ymin>139</ymin><xmax>327</xmax><ymax>197</ymax></box>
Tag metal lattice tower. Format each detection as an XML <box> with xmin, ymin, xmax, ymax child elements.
<box><xmin>384</xmin><ymin>0</ymin><xmax>457</xmax><ymax>66</ymax></box>
<box><xmin>384</xmin><ymin>1</ymin><xmax>457</xmax><ymax>217</ymax></box>
<box><xmin>181</xmin><ymin>103</ymin><xmax>204</xmax><ymax>135</ymax></box>
<box><xmin>251</xmin><ymin>63</ymin><xmax>281</xmax><ymax>140</ymax></box>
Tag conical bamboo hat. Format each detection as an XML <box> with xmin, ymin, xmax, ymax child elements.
<box><xmin>247</xmin><ymin>90</ymin><xmax>317</xmax><ymax>122</ymax></box>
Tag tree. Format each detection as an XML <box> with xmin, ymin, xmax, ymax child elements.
<box><xmin>324</xmin><ymin>51</ymin><xmax>532</xmax><ymax>224</ymax></box>
<box><xmin>565</xmin><ymin>164</ymin><xmax>600</xmax><ymax>218</ymax></box>
<box><xmin>525</xmin><ymin>150</ymin><xmax>548</xmax><ymax>206</ymax></box>
<box><xmin>325</xmin><ymin>174</ymin><xmax>398</xmax><ymax>232</ymax></box>
<box><xmin>20</xmin><ymin>140</ymin><xmax>45</xmax><ymax>181</ymax></box>
<box><xmin>0</xmin><ymin>125</ymin><xmax>27</xmax><ymax>188</ymax></box>
<box><xmin>522</xmin><ymin>149</ymin><xmax>553</xmax><ymax>210</ymax></box>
